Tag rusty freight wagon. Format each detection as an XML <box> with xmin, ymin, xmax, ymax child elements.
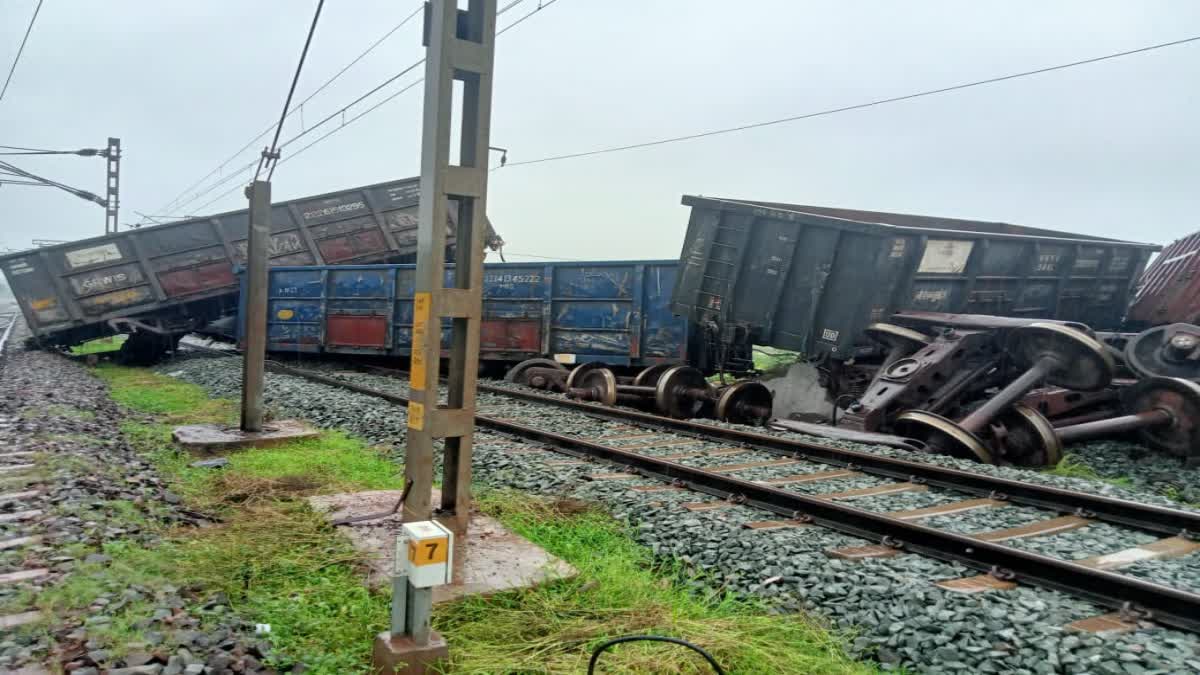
<box><xmin>1127</xmin><ymin>230</ymin><xmax>1200</xmax><ymax>328</ymax></box>
<box><xmin>670</xmin><ymin>197</ymin><xmax>1160</xmax><ymax>373</ymax></box>
<box><xmin>241</xmin><ymin>260</ymin><xmax>691</xmax><ymax>372</ymax></box>
<box><xmin>1</xmin><ymin>177</ymin><xmax>500</xmax><ymax>361</ymax></box>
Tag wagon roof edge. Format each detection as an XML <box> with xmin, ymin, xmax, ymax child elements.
<box><xmin>680</xmin><ymin>195</ymin><xmax>1161</xmax><ymax>251</ymax></box>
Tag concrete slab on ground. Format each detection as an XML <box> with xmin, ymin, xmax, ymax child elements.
<box><xmin>172</xmin><ymin>419</ymin><xmax>318</xmax><ymax>453</ymax></box>
<box><xmin>309</xmin><ymin>489</ymin><xmax>576</xmax><ymax>604</ymax></box>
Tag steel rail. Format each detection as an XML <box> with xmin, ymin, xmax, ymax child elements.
<box><xmin>265</xmin><ymin>362</ymin><xmax>1200</xmax><ymax>633</ymax></box>
<box><xmin>355</xmin><ymin>364</ymin><xmax>1200</xmax><ymax>539</ymax></box>
<box><xmin>0</xmin><ymin>313</ymin><xmax>17</xmax><ymax>356</ymax></box>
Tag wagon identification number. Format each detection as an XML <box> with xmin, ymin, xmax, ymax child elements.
<box><xmin>76</xmin><ymin>270</ymin><xmax>139</xmax><ymax>295</ymax></box>
<box><xmin>485</xmin><ymin>273</ymin><xmax>540</xmax><ymax>284</ymax></box>
<box><xmin>302</xmin><ymin>201</ymin><xmax>365</xmax><ymax>221</ymax></box>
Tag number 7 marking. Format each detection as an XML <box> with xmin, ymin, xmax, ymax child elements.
<box><xmin>424</xmin><ymin>541</ymin><xmax>438</xmax><ymax>560</ymax></box>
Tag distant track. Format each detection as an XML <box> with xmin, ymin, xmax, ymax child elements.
<box><xmin>0</xmin><ymin>311</ymin><xmax>18</xmax><ymax>360</ymax></box>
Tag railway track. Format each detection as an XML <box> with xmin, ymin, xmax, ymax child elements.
<box><xmin>0</xmin><ymin>312</ymin><xmax>47</xmax><ymax>635</ymax></box>
<box><xmin>0</xmin><ymin>311</ymin><xmax>17</xmax><ymax>358</ymax></box>
<box><xmin>259</xmin><ymin>360</ymin><xmax>1200</xmax><ymax>635</ymax></box>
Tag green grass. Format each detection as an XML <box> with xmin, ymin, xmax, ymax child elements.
<box><xmin>1044</xmin><ymin>454</ymin><xmax>1134</xmax><ymax>489</ymax></box>
<box><xmin>82</xmin><ymin>366</ymin><xmax>871</xmax><ymax>674</ymax></box>
<box><xmin>443</xmin><ymin>492</ymin><xmax>872</xmax><ymax>674</ymax></box>
<box><xmin>69</xmin><ymin>334</ymin><xmax>127</xmax><ymax>356</ymax></box>
<box><xmin>97</xmin><ymin>364</ymin><xmax>234</xmax><ymax>422</ymax></box>
<box><xmin>1046</xmin><ymin>454</ymin><xmax>1200</xmax><ymax>508</ymax></box>
<box><xmin>71</xmin><ymin>366</ymin><xmax>405</xmax><ymax>671</ymax></box>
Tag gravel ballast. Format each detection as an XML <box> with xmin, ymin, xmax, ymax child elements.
<box><xmin>1</xmin><ymin>334</ymin><xmax>274</xmax><ymax>674</ymax></box>
<box><xmin>161</xmin><ymin>354</ymin><xmax>1200</xmax><ymax>673</ymax></box>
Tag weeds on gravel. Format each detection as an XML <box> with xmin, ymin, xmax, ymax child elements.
<box><xmin>442</xmin><ymin>490</ymin><xmax>873</xmax><ymax>675</ymax></box>
<box><xmin>22</xmin><ymin>403</ymin><xmax>95</xmax><ymax>421</ymax></box>
<box><xmin>1045</xmin><ymin>454</ymin><xmax>1134</xmax><ymax>489</ymax></box>
<box><xmin>34</xmin><ymin>506</ymin><xmax>389</xmax><ymax>672</ymax></box>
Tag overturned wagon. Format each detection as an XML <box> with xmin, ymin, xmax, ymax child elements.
<box><xmin>2</xmin><ymin>177</ymin><xmax>500</xmax><ymax>360</ymax></box>
<box><xmin>671</xmin><ymin>196</ymin><xmax>1159</xmax><ymax>375</ymax></box>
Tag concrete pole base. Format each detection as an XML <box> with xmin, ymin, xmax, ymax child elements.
<box><xmin>372</xmin><ymin>631</ymin><xmax>449</xmax><ymax>675</ymax></box>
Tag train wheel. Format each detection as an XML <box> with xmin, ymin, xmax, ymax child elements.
<box><xmin>504</xmin><ymin>358</ymin><xmax>567</xmax><ymax>385</ymax></box>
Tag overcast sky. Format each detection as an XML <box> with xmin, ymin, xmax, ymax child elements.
<box><xmin>1</xmin><ymin>1</ymin><xmax>1197</xmax><ymax>261</ymax></box>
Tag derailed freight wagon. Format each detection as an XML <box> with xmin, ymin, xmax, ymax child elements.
<box><xmin>240</xmin><ymin>260</ymin><xmax>691</xmax><ymax>372</ymax></box>
<box><xmin>1</xmin><ymin>177</ymin><xmax>500</xmax><ymax>360</ymax></box>
<box><xmin>1127</xmin><ymin>230</ymin><xmax>1200</xmax><ymax>328</ymax></box>
<box><xmin>671</xmin><ymin>196</ymin><xmax>1160</xmax><ymax>374</ymax></box>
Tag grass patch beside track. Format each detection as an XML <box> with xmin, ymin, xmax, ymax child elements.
<box><xmin>88</xmin><ymin>365</ymin><xmax>403</xmax><ymax>671</ymax></box>
<box><xmin>88</xmin><ymin>365</ymin><xmax>872</xmax><ymax>674</ymax></box>
<box><xmin>444</xmin><ymin>491</ymin><xmax>873</xmax><ymax>674</ymax></box>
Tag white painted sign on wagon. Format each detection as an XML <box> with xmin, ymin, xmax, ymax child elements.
<box><xmin>917</xmin><ymin>240</ymin><xmax>974</xmax><ymax>274</ymax></box>
<box><xmin>65</xmin><ymin>243</ymin><xmax>122</xmax><ymax>268</ymax></box>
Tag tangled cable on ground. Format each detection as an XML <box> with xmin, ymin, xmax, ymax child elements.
<box><xmin>587</xmin><ymin>635</ymin><xmax>725</xmax><ymax>675</ymax></box>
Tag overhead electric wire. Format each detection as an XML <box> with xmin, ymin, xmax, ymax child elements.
<box><xmin>165</xmin><ymin>0</ymin><xmax>556</xmax><ymax>217</ymax></box>
<box><xmin>165</xmin><ymin>57</ymin><xmax>427</xmax><ymax>216</ymax></box>
<box><xmin>159</xmin><ymin>2</ymin><xmax>425</xmax><ymax>213</ymax></box>
<box><xmin>0</xmin><ymin>160</ymin><xmax>105</xmax><ymax>205</ymax></box>
<box><xmin>0</xmin><ymin>0</ymin><xmax>44</xmax><ymax>104</ymax></box>
<box><xmin>497</xmin><ymin>34</ymin><xmax>1200</xmax><ymax>169</ymax></box>
<box><xmin>0</xmin><ymin>148</ymin><xmax>102</xmax><ymax>156</ymax></box>
<box><xmin>165</xmin><ymin>59</ymin><xmax>426</xmax><ymax>216</ymax></box>
<box><xmin>500</xmin><ymin>251</ymin><xmax>586</xmax><ymax>261</ymax></box>
<box><xmin>496</xmin><ymin>0</ymin><xmax>556</xmax><ymax>35</ymax></box>
<box><xmin>260</xmin><ymin>0</ymin><xmax>326</xmax><ymax>181</ymax></box>
<box><xmin>0</xmin><ymin>144</ymin><xmax>59</xmax><ymax>152</ymax></box>
<box><xmin>180</xmin><ymin>77</ymin><xmax>427</xmax><ymax>216</ymax></box>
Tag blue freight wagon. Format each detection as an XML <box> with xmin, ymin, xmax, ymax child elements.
<box><xmin>240</xmin><ymin>260</ymin><xmax>693</xmax><ymax>370</ymax></box>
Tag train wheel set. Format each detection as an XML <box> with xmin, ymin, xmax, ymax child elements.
<box><xmin>504</xmin><ymin>359</ymin><xmax>774</xmax><ymax>426</ymax></box>
<box><xmin>503</xmin><ymin>317</ymin><xmax>1200</xmax><ymax>471</ymax></box>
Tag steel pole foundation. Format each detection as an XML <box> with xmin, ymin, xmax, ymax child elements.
<box><xmin>375</xmin><ymin>2</ymin><xmax>497</xmax><ymax>673</ymax></box>
<box><xmin>240</xmin><ymin>180</ymin><xmax>271</xmax><ymax>433</ymax></box>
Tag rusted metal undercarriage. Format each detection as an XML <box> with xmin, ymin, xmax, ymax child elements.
<box><xmin>832</xmin><ymin>312</ymin><xmax>1200</xmax><ymax>468</ymax></box>
<box><xmin>504</xmin><ymin>314</ymin><xmax>1200</xmax><ymax>469</ymax></box>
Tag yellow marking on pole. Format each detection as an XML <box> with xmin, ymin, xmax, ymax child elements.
<box><xmin>276</xmin><ymin>308</ymin><xmax>295</xmax><ymax>320</ymax></box>
<box><xmin>407</xmin><ymin>401</ymin><xmax>425</xmax><ymax>430</ymax></box>
<box><xmin>409</xmin><ymin>291</ymin><xmax>431</xmax><ymax>391</ymax></box>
